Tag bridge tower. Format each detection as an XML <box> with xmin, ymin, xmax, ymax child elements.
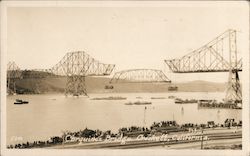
<box><xmin>164</xmin><ymin>29</ymin><xmax>242</xmax><ymax>104</ymax></box>
<box><xmin>65</xmin><ymin>75</ymin><xmax>87</xmax><ymax>96</ymax></box>
<box><xmin>225</xmin><ymin>30</ymin><xmax>242</xmax><ymax>103</ymax></box>
<box><xmin>50</xmin><ymin>51</ymin><xmax>115</xmax><ymax>96</ymax></box>
<box><xmin>7</xmin><ymin>61</ymin><xmax>22</xmax><ymax>94</ymax></box>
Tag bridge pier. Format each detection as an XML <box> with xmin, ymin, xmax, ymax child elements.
<box><xmin>65</xmin><ymin>75</ymin><xmax>87</xmax><ymax>96</ymax></box>
<box><xmin>225</xmin><ymin>70</ymin><xmax>242</xmax><ymax>103</ymax></box>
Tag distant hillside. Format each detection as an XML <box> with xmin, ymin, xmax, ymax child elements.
<box><xmin>13</xmin><ymin>76</ymin><xmax>226</xmax><ymax>94</ymax></box>
<box><xmin>176</xmin><ymin>80</ymin><xmax>226</xmax><ymax>92</ymax></box>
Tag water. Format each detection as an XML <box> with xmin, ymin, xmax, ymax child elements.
<box><xmin>7</xmin><ymin>92</ymin><xmax>241</xmax><ymax>145</ymax></box>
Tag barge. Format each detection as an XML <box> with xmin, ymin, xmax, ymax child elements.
<box><xmin>125</xmin><ymin>101</ymin><xmax>152</xmax><ymax>105</ymax></box>
<box><xmin>91</xmin><ymin>96</ymin><xmax>127</xmax><ymax>100</ymax></box>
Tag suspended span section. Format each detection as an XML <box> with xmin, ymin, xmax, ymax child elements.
<box><xmin>109</xmin><ymin>69</ymin><xmax>171</xmax><ymax>83</ymax></box>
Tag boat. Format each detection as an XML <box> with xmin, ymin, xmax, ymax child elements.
<box><xmin>136</xmin><ymin>97</ymin><xmax>143</xmax><ymax>99</ymax></box>
<box><xmin>151</xmin><ymin>97</ymin><xmax>166</xmax><ymax>99</ymax></box>
<box><xmin>125</xmin><ymin>102</ymin><xmax>133</xmax><ymax>105</ymax></box>
<box><xmin>174</xmin><ymin>98</ymin><xmax>183</xmax><ymax>104</ymax></box>
<box><xmin>91</xmin><ymin>96</ymin><xmax>127</xmax><ymax>100</ymax></box>
<box><xmin>134</xmin><ymin>101</ymin><xmax>152</xmax><ymax>105</ymax></box>
<box><xmin>168</xmin><ymin>96</ymin><xmax>175</xmax><ymax>99</ymax></box>
<box><xmin>168</xmin><ymin>86</ymin><xmax>178</xmax><ymax>91</ymax></box>
<box><xmin>198</xmin><ymin>99</ymin><xmax>242</xmax><ymax>109</ymax></box>
<box><xmin>125</xmin><ymin>101</ymin><xmax>152</xmax><ymax>105</ymax></box>
<box><xmin>198</xmin><ymin>99</ymin><xmax>214</xmax><ymax>104</ymax></box>
<box><xmin>73</xmin><ymin>93</ymin><xmax>79</xmax><ymax>97</ymax></box>
<box><xmin>14</xmin><ymin>99</ymin><xmax>29</xmax><ymax>105</ymax></box>
<box><xmin>175</xmin><ymin>98</ymin><xmax>198</xmax><ymax>104</ymax></box>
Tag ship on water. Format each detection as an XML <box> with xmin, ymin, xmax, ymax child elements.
<box><xmin>125</xmin><ymin>101</ymin><xmax>152</xmax><ymax>105</ymax></box>
<box><xmin>14</xmin><ymin>99</ymin><xmax>29</xmax><ymax>105</ymax></box>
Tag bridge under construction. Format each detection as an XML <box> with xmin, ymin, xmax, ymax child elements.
<box><xmin>165</xmin><ymin>29</ymin><xmax>242</xmax><ymax>103</ymax></box>
<box><xmin>7</xmin><ymin>51</ymin><xmax>115</xmax><ymax>96</ymax></box>
<box><xmin>7</xmin><ymin>29</ymin><xmax>242</xmax><ymax>104</ymax></box>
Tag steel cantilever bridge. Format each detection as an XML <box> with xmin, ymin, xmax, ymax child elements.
<box><xmin>165</xmin><ymin>29</ymin><xmax>242</xmax><ymax>103</ymax></box>
<box><xmin>7</xmin><ymin>51</ymin><xmax>115</xmax><ymax>96</ymax></box>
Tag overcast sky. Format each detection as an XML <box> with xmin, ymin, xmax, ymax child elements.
<box><xmin>7</xmin><ymin>2</ymin><xmax>248</xmax><ymax>82</ymax></box>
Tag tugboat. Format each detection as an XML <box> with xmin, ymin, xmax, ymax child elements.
<box><xmin>14</xmin><ymin>99</ymin><xmax>29</xmax><ymax>105</ymax></box>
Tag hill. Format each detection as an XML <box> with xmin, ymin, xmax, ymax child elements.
<box><xmin>13</xmin><ymin>77</ymin><xmax>226</xmax><ymax>94</ymax></box>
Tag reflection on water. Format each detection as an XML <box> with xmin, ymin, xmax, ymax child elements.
<box><xmin>7</xmin><ymin>92</ymin><xmax>241</xmax><ymax>144</ymax></box>
<box><xmin>217</xmin><ymin>110</ymin><xmax>221</xmax><ymax>120</ymax></box>
<box><xmin>181</xmin><ymin>107</ymin><xmax>184</xmax><ymax>116</ymax></box>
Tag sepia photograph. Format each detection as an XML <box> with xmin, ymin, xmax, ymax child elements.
<box><xmin>1</xmin><ymin>1</ymin><xmax>249</xmax><ymax>156</ymax></box>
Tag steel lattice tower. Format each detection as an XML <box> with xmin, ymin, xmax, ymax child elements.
<box><xmin>65</xmin><ymin>75</ymin><xmax>87</xmax><ymax>96</ymax></box>
<box><xmin>7</xmin><ymin>62</ymin><xmax>22</xmax><ymax>94</ymax></box>
<box><xmin>225</xmin><ymin>30</ymin><xmax>242</xmax><ymax>102</ymax></box>
<box><xmin>50</xmin><ymin>51</ymin><xmax>115</xmax><ymax>96</ymax></box>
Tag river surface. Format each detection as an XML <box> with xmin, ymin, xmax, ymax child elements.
<box><xmin>7</xmin><ymin>92</ymin><xmax>241</xmax><ymax>145</ymax></box>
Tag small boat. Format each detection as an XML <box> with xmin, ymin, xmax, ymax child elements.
<box><xmin>136</xmin><ymin>97</ymin><xmax>143</xmax><ymax>99</ymax></box>
<box><xmin>125</xmin><ymin>102</ymin><xmax>133</xmax><ymax>105</ymax></box>
<box><xmin>134</xmin><ymin>101</ymin><xmax>152</xmax><ymax>105</ymax></box>
<box><xmin>125</xmin><ymin>101</ymin><xmax>152</xmax><ymax>105</ymax></box>
<box><xmin>168</xmin><ymin>86</ymin><xmax>178</xmax><ymax>91</ymax></box>
<box><xmin>91</xmin><ymin>96</ymin><xmax>127</xmax><ymax>100</ymax></box>
<box><xmin>168</xmin><ymin>96</ymin><xmax>175</xmax><ymax>99</ymax></box>
<box><xmin>14</xmin><ymin>99</ymin><xmax>29</xmax><ymax>105</ymax></box>
<box><xmin>151</xmin><ymin>97</ymin><xmax>166</xmax><ymax>99</ymax></box>
<box><xmin>73</xmin><ymin>93</ymin><xmax>79</xmax><ymax>97</ymax></box>
<box><xmin>174</xmin><ymin>98</ymin><xmax>183</xmax><ymax>104</ymax></box>
<box><xmin>175</xmin><ymin>98</ymin><xmax>198</xmax><ymax>104</ymax></box>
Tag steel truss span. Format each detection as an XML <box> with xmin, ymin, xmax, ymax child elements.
<box><xmin>50</xmin><ymin>51</ymin><xmax>115</xmax><ymax>77</ymax></box>
<box><xmin>110</xmin><ymin>69</ymin><xmax>171</xmax><ymax>83</ymax></box>
<box><xmin>50</xmin><ymin>51</ymin><xmax>115</xmax><ymax>96</ymax></box>
<box><xmin>7</xmin><ymin>51</ymin><xmax>115</xmax><ymax>96</ymax></box>
<box><xmin>165</xmin><ymin>30</ymin><xmax>242</xmax><ymax>73</ymax></box>
<box><xmin>165</xmin><ymin>29</ymin><xmax>242</xmax><ymax>103</ymax></box>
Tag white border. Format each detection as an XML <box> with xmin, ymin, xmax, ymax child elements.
<box><xmin>1</xmin><ymin>1</ymin><xmax>249</xmax><ymax>156</ymax></box>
